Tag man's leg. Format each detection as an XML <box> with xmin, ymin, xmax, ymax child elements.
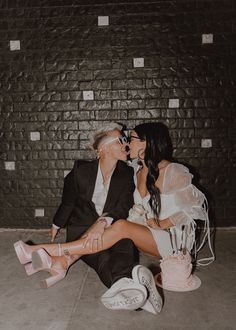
<box><xmin>107</xmin><ymin>238</ymin><xmax>139</xmax><ymax>285</ymax></box>
<box><xmin>81</xmin><ymin>251</ymin><xmax>113</xmax><ymax>288</ymax></box>
<box><xmin>81</xmin><ymin>239</ymin><xmax>147</xmax><ymax>311</ymax></box>
<box><xmin>81</xmin><ymin>239</ymin><xmax>139</xmax><ymax>288</ymax></box>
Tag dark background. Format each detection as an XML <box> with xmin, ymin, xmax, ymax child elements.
<box><xmin>0</xmin><ymin>0</ymin><xmax>235</xmax><ymax>228</ymax></box>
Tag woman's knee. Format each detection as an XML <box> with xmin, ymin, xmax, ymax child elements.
<box><xmin>112</xmin><ymin>219</ymin><xmax>128</xmax><ymax>235</ymax></box>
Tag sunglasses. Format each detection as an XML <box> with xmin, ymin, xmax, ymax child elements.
<box><xmin>128</xmin><ymin>135</ymin><xmax>146</xmax><ymax>143</ymax></box>
<box><xmin>102</xmin><ymin>136</ymin><xmax>128</xmax><ymax>147</ymax></box>
<box><xmin>129</xmin><ymin>135</ymin><xmax>141</xmax><ymax>140</ymax></box>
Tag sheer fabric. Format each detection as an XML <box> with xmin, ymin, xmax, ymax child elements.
<box><xmin>163</xmin><ymin>163</ymin><xmax>207</xmax><ymax>227</ymax></box>
<box><xmin>129</xmin><ymin>162</ymin><xmax>214</xmax><ymax>265</ymax></box>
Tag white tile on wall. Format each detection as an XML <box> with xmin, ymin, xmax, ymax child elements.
<box><xmin>35</xmin><ymin>208</ymin><xmax>45</xmax><ymax>217</ymax></box>
<box><xmin>5</xmin><ymin>161</ymin><xmax>15</xmax><ymax>170</ymax></box>
<box><xmin>169</xmin><ymin>98</ymin><xmax>179</xmax><ymax>108</ymax></box>
<box><xmin>10</xmin><ymin>40</ymin><xmax>21</xmax><ymax>50</ymax></box>
<box><xmin>98</xmin><ymin>16</ymin><xmax>109</xmax><ymax>26</ymax></box>
<box><xmin>201</xmin><ymin>139</ymin><xmax>212</xmax><ymax>148</ymax></box>
<box><xmin>83</xmin><ymin>90</ymin><xmax>94</xmax><ymax>100</ymax></box>
<box><xmin>202</xmin><ymin>34</ymin><xmax>213</xmax><ymax>44</ymax></box>
<box><xmin>133</xmin><ymin>58</ymin><xmax>144</xmax><ymax>68</ymax></box>
<box><xmin>30</xmin><ymin>132</ymin><xmax>40</xmax><ymax>141</ymax></box>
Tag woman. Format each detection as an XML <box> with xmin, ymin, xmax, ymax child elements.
<box><xmin>14</xmin><ymin>122</ymin><xmax>214</xmax><ymax>290</ymax></box>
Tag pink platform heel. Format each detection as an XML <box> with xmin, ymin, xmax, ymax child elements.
<box><xmin>32</xmin><ymin>248</ymin><xmax>67</xmax><ymax>288</ymax></box>
<box><xmin>13</xmin><ymin>240</ymin><xmax>34</xmax><ymax>264</ymax></box>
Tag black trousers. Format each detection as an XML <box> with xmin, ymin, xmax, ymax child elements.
<box><xmin>81</xmin><ymin>238</ymin><xmax>139</xmax><ymax>288</ymax></box>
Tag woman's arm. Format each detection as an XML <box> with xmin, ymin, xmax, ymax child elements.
<box><xmin>161</xmin><ymin>163</ymin><xmax>206</xmax><ymax>228</ymax></box>
<box><xmin>146</xmin><ymin>217</ymin><xmax>174</xmax><ymax>230</ymax></box>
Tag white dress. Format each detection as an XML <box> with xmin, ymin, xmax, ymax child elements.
<box><xmin>128</xmin><ymin>162</ymin><xmax>214</xmax><ymax>264</ymax></box>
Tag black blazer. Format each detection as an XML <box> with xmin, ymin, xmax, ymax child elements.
<box><xmin>53</xmin><ymin>159</ymin><xmax>135</xmax><ymax>241</ymax></box>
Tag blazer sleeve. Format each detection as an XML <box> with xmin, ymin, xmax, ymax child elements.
<box><xmin>108</xmin><ymin>165</ymin><xmax>135</xmax><ymax>221</ymax></box>
<box><xmin>53</xmin><ymin>164</ymin><xmax>77</xmax><ymax>228</ymax></box>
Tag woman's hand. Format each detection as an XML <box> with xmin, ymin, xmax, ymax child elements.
<box><xmin>146</xmin><ymin>218</ymin><xmax>162</xmax><ymax>229</ymax></box>
<box><xmin>146</xmin><ymin>217</ymin><xmax>173</xmax><ymax>230</ymax></box>
<box><xmin>82</xmin><ymin>218</ymin><xmax>107</xmax><ymax>252</ymax></box>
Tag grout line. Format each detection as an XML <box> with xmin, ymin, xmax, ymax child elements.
<box><xmin>66</xmin><ymin>266</ymin><xmax>90</xmax><ymax>330</ymax></box>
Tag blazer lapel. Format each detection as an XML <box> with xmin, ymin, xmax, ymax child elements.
<box><xmin>86</xmin><ymin>160</ymin><xmax>99</xmax><ymax>200</ymax></box>
<box><xmin>103</xmin><ymin>163</ymin><xmax>122</xmax><ymax>212</ymax></box>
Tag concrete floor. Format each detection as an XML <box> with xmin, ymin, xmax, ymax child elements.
<box><xmin>0</xmin><ymin>229</ymin><xmax>235</xmax><ymax>330</ymax></box>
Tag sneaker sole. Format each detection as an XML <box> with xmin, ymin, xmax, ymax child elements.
<box><xmin>132</xmin><ymin>265</ymin><xmax>162</xmax><ymax>313</ymax></box>
<box><xmin>101</xmin><ymin>288</ymin><xmax>146</xmax><ymax>310</ymax></box>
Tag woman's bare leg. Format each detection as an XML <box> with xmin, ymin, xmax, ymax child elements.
<box><xmin>33</xmin><ymin>220</ymin><xmax>161</xmax><ymax>259</ymax></box>
<box><xmin>50</xmin><ymin>254</ymin><xmax>81</xmax><ymax>270</ymax></box>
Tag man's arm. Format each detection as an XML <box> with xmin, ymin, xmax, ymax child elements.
<box><xmin>49</xmin><ymin>166</ymin><xmax>77</xmax><ymax>241</ymax></box>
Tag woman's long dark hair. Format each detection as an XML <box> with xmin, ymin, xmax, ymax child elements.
<box><xmin>134</xmin><ymin>122</ymin><xmax>173</xmax><ymax>221</ymax></box>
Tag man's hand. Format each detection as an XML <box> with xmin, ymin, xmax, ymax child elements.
<box><xmin>49</xmin><ymin>226</ymin><xmax>59</xmax><ymax>242</ymax></box>
<box><xmin>82</xmin><ymin>219</ymin><xmax>107</xmax><ymax>252</ymax></box>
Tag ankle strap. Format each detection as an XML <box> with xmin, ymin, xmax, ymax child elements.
<box><xmin>58</xmin><ymin>243</ymin><xmax>70</xmax><ymax>257</ymax></box>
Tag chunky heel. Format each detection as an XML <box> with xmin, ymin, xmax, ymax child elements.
<box><xmin>32</xmin><ymin>248</ymin><xmax>67</xmax><ymax>289</ymax></box>
<box><xmin>40</xmin><ymin>272</ymin><xmax>66</xmax><ymax>289</ymax></box>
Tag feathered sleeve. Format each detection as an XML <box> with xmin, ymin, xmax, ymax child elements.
<box><xmin>163</xmin><ymin>163</ymin><xmax>207</xmax><ymax>228</ymax></box>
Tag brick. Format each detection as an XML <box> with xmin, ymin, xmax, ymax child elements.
<box><xmin>95</xmin><ymin>90</ymin><xmax>127</xmax><ymax>100</ymax></box>
<box><xmin>112</xmin><ymin>79</ymin><xmax>145</xmax><ymax>89</ymax></box>
<box><xmin>128</xmin><ymin>89</ymin><xmax>160</xmax><ymax>99</ymax></box>
<box><xmin>146</xmin><ymin>99</ymin><xmax>168</xmax><ymax>108</ymax></box>
<box><xmin>146</xmin><ymin>78</ymin><xmax>162</xmax><ymax>88</ymax></box>
<box><xmin>95</xmin><ymin>110</ymin><xmax>127</xmax><ymax>120</ymax></box>
<box><xmin>46</xmin><ymin>102</ymin><xmax>78</xmax><ymax>111</ymax></box>
<box><xmin>112</xmin><ymin>100</ymin><xmax>145</xmax><ymax>110</ymax></box>
<box><xmin>128</xmin><ymin>109</ymin><xmax>161</xmax><ymax>119</ymax></box>
<box><xmin>80</xmin><ymin>80</ymin><xmax>111</xmax><ymax>90</ymax></box>
<box><xmin>79</xmin><ymin>100</ymin><xmax>111</xmax><ymax>110</ymax></box>
<box><xmin>63</xmin><ymin>110</ymin><xmax>94</xmax><ymax>121</ymax></box>
<box><xmin>94</xmin><ymin>69</ymin><xmax>126</xmax><ymax>80</ymax></box>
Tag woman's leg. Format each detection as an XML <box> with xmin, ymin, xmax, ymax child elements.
<box><xmin>33</xmin><ymin>220</ymin><xmax>161</xmax><ymax>259</ymax></box>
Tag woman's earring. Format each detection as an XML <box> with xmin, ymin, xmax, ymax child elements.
<box><xmin>97</xmin><ymin>149</ymin><xmax>101</xmax><ymax>159</ymax></box>
<box><xmin>138</xmin><ymin>148</ymin><xmax>144</xmax><ymax>161</ymax></box>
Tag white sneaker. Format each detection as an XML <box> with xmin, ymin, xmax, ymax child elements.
<box><xmin>101</xmin><ymin>277</ymin><xmax>147</xmax><ymax>311</ymax></box>
<box><xmin>132</xmin><ymin>265</ymin><xmax>163</xmax><ymax>314</ymax></box>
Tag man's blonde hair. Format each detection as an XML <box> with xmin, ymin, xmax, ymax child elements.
<box><xmin>90</xmin><ymin>122</ymin><xmax>123</xmax><ymax>150</ymax></box>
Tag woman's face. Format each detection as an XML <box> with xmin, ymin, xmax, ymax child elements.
<box><xmin>100</xmin><ymin>130</ymin><xmax>128</xmax><ymax>161</ymax></box>
<box><xmin>128</xmin><ymin>130</ymin><xmax>146</xmax><ymax>160</ymax></box>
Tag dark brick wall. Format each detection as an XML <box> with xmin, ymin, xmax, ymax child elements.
<box><xmin>0</xmin><ymin>0</ymin><xmax>235</xmax><ymax>228</ymax></box>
